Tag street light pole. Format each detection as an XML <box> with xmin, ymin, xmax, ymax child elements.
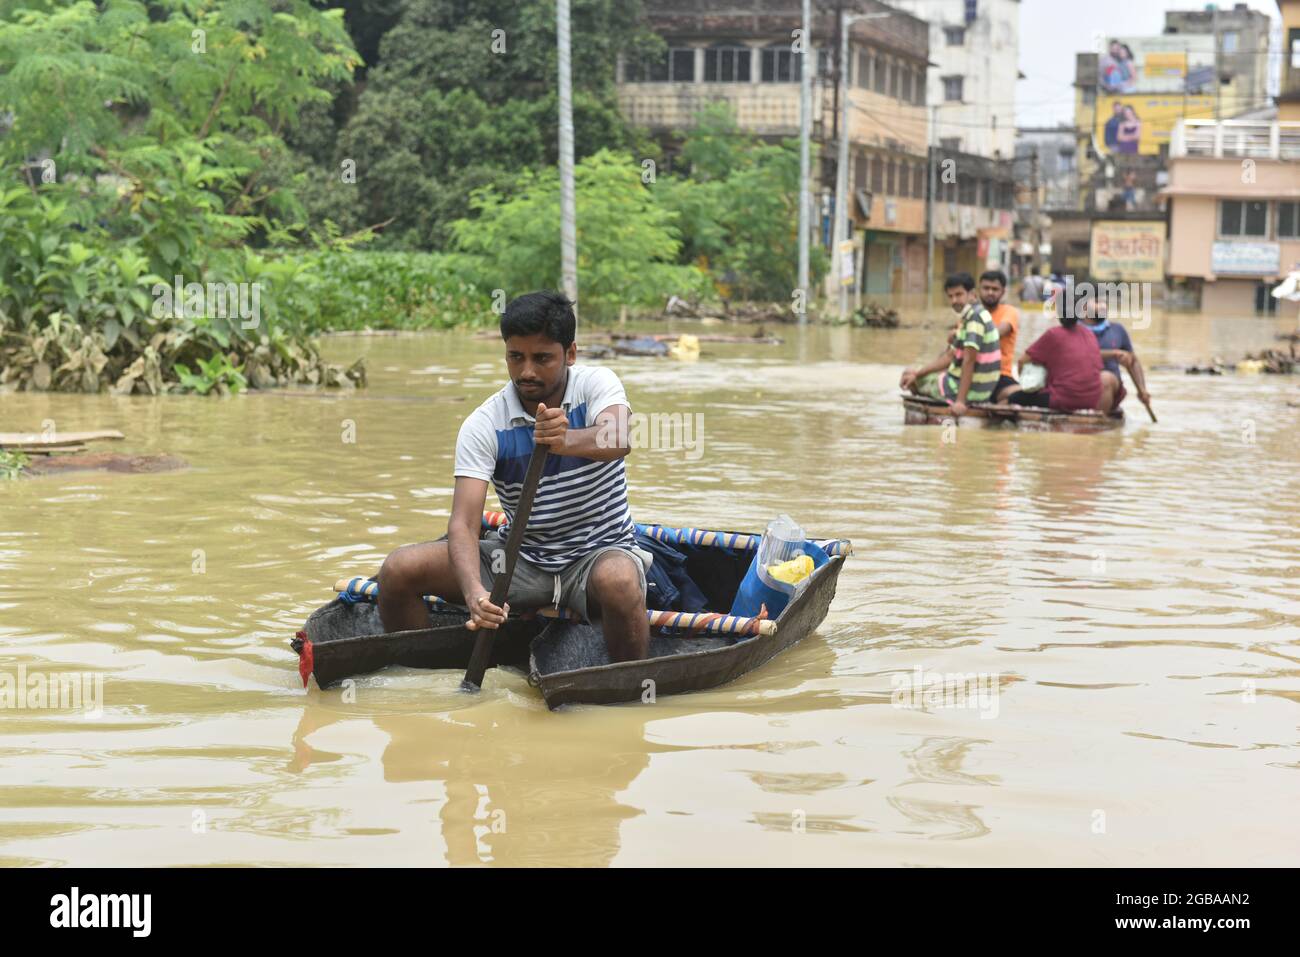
<box><xmin>926</xmin><ymin>105</ymin><xmax>937</xmax><ymax>310</ymax></box>
<box><xmin>557</xmin><ymin>0</ymin><xmax>578</xmax><ymax>319</ymax></box>
<box><xmin>797</xmin><ymin>0</ymin><xmax>811</xmax><ymax>325</ymax></box>
<box><xmin>831</xmin><ymin>9</ymin><xmax>890</xmax><ymax>320</ymax></box>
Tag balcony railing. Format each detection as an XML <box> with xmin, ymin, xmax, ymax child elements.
<box><xmin>1171</xmin><ymin>119</ymin><xmax>1300</xmax><ymax>160</ymax></box>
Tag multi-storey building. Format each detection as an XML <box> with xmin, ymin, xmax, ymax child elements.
<box><xmin>616</xmin><ymin>0</ymin><xmax>933</xmax><ymax>297</ymax></box>
<box><xmin>887</xmin><ymin>0</ymin><xmax>1020</xmax><ymax>159</ymax></box>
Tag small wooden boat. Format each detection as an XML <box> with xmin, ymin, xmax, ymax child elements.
<box><xmin>294</xmin><ymin>523</ymin><xmax>849</xmax><ymax>708</ymax></box>
<box><xmin>901</xmin><ymin>393</ymin><xmax>1124</xmax><ymax>433</ymax></box>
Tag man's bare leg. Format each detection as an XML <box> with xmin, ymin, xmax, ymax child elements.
<box><xmin>585</xmin><ymin>552</ymin><xmax>649</xmax><ymax>662</ymax></box>
<box><xmin>376</xmin><ymin>541</ymin><xmax>470</xmax><ymax>633</ymax></box>
<box><xmin>1099</xmin><ymin>371</ymin><xmax>1120</xmax><ymax>413</ymax></box>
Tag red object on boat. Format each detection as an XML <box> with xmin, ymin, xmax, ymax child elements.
<box><xmin>296</xmin><ymin>631</ymin><xmax>314</xmax><ymax>688</ymax></box>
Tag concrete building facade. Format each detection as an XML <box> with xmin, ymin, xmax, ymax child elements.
<box><xmin>1164</xmin><ymin>3</ymin><xmax>1273</xmax><ymax>118</ymax></box>
<box><xmin>1275</xmin><ymin>0</ymin><xmax>1300</xmax><ymax>121</ymax></box>
<box><xmin>888</xmin><ymin>0</ymin><xmax>1020</xmax><ymax>159</ymax></box>
<box><xmin>616</xmin><ymin>0</ymin><xmax>933</xmax><ymax>297</ymax></box>
<box><xmin>1164</xmin><ymin>117</ymin><xmax>1300</xmax><ymax>314</ymax></box>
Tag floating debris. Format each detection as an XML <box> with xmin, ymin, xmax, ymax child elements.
<box><xmin>20</xmin><ymin>452</ymin><xmax>188</xmax><ymax>477</ymax></box>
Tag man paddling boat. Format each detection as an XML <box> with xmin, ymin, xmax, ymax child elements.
<box><xmin>1081</xmin><ymin>297</ymin><xmax>1150</xmax><ymax>412</ymax></box>
<box><xmin>377</xmin><ymin>291</ymin><xmax>651</xmax><ymax>662</ymax></box>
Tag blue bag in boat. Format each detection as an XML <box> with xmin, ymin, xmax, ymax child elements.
<box><xmin>729</xmin><ymin>537</ymin><xmax>830</xmax><ymax>621</ymax></box>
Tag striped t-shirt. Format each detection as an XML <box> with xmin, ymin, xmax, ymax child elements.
<box><xmin>454</xmin><ymin>365</ymin><xmax>635</xmax><ymax>571</ymax></box>
<box><xmin>942</xmin><ymin>303</ymin><xmax>1001</xmax><ymax>402</ymax></box>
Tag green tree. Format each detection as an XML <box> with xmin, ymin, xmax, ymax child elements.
<box><xmin>286</xmin><ymin>0</ymin><xmax>661</xmax><ymax>248</ymax></box>
<box><xmin>0</xmin><ymin>0</ymin><xmax>366</xmax><ymax>393</ymax></box>
<box><xmin>447</xmin><ymin>148</ymin><xmax>710</xmax><ymax>316</ymax></box>
<box><xmin>657</xmin><ymin>104</ymin><xmax>829</xmax><ymax>302</ymax></box>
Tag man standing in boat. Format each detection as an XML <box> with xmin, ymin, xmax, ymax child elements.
<box><xmin>376</xmin><ymin>290</ymin><xmax>651</xmax><ymax>662</ymax></box>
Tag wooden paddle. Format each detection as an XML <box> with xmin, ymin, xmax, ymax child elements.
<box><xmin>461</xmin><ymin>441</ymin><xmax>550</xmax><ymax>692</ymax></box>
<box><xmin>1140</xmin><ymin>397</ymin><xmax>1157</xmax><ymax>423</ymax></box>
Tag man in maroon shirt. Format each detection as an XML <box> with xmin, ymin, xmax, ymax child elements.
<box><xmin>1001</xmin><ymin>311</ymin><xmax>1120</xmax><ymax>413</ymax></box>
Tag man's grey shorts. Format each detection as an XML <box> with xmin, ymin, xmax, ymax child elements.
<box><xmin>477</xmin><ymin>539</ymin><xmax>650</xmax><ymax>622</ymax></box>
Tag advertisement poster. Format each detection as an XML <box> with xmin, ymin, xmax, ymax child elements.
<box><xmin>1097</xmin><ymin>36</ymin><xmax>1216</xmax><ymax>94</ymax></box>
<box><xmin>1095</xmin><ymin>93</ymin><xmax>1216</xmax><ymax>155</ymax></box>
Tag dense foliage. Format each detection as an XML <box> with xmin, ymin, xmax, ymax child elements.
<box><xmin>1</xmin><ymin>0</ymin><xmax>827</xmax><ymax>395</ymax></box>
<box><xmin>0</xmin><ymin>0</ymin><xmax>366</xmax><ymax>394</ymax></box>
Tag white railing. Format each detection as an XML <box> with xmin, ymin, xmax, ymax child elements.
<box><xmin>1171</xmin><ymin>119</ymin><xmax>1300</xmax><ymax>161</ymax></box>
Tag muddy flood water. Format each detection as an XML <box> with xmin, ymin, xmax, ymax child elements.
<box><xmin>2</xmin><ymin>307</ymin><xmax>1297</xmax><ymax>866</ymax></box>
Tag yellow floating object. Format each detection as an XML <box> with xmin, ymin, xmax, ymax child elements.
<box><xmin>1236</xmin><ymin>359</ymin><xmax>1265</xmax><ymax>374</ymax></box>
<box><xmin>767</xmin><ymin>554</ymin><xmax>814</xmax><ymax>585</ymax></box>
<box><xmin>668</xmin><ymin>333</ymin><xmax>700</xmax><ymax>361</ymax></box>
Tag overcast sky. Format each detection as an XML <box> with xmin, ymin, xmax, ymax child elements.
<box><xmin>1017</xmin><ymin>0</ymin><xmax>1282</xmax><ymax>128</ymax></box>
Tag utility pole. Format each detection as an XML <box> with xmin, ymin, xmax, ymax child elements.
<box><xmin>831</xmin><ymin>8</ymin><xmax>891</xmax><ymax>319</ymax></box>
<box><xmin>557</xmin><ymin>0</ymin><xmax>578</xmax><ymax>318</ymax></box>
<box><xmin>926</xmin><ymin>103</ymin><xmax>937</xmax><ymax>310</ymax></box>
<box><xmin>830</xmin><ymin>4</ymin><xmax>842</xmax><ymax>158</ymax></box>
<box><xmin>1212</xmin><ymin>4</ymin><xmax>1221</xmax><ymax>122</ymax></box>
<box><xmin>797</xmin><ymin>0</ymin><xmax>812</xmax><ymax>325</ymax></box>
<box><xmin>833</xmin><ymin>7</ymin><xmax>852</xmax><ymax>319</ymax></box>
<box><xmin>1029</xmin><ymin>151</ymin><xmax>1041</xmax><ymax>275</ymax></box>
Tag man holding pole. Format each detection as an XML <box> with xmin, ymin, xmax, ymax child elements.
<box><xmin>375</xmin><ymin>291</ymin><xmax>651</xmax><ymax>662</ymax></box>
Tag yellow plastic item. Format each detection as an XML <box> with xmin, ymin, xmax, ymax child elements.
<box><xmin>1236</xmin><ymin>359</ymin><xmax>1265</xmax><ymax>374</ymax></box>
<box><xmin>669</xmin><ymin>333</ymin><xmax>700</xmax><ymax>361</ymax></box>
<box><xmin>766</xmin><ymin>554</ymin><xmax>814</xmax><ymax>585</ymax></box>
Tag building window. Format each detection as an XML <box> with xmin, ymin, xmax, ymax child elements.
<box><xmin>761</xmin><ymin>44</ymin><xmax>801</xmax><ymax>83</ymax></box>
<box><xmin>704</xmin><ymin>45</ymin><xmax>751</xmax><ymax>83</ymax></box>
<box><xmin>1221</xmin><ymin>31</ymin><xmax>1238</xmax><ymax>54</ymax></box>
<box><xmin>1082</xmin><ymin>85</ymin><xmax>1096</xmax><ymax>106</ymax></box>
<box><xmin>914</xmin><ymin>162</ymin><xmax>926</xmax><ymax>199</ymax></box>
<box><xmin>942</xmin><ymin>75</ymin><xmax>964</xmax><ymax>102</ymax></box>
<box><xmin>624</xmin><ymin>48</ymin><xmax>695</xmax><ymax>83</ymax></box>
<box><xmin>871</xmin><ymin>155</ymin><xmax>883</xmax><ymax>193</ymax></box>
<box><xmin>855</xmin><ymin>49</ymin><xmax>871</xmax><ymax>89</ymax></box>
<box><xmin>1291</xmin><ymin>29</ymin><xmax>1300</xmax><ymax>69</ymax></box>
<box><xmin>855</xmin><ymin>153</ymin><xmax>868</xmax><ymax>192</ymax></box>
<box><xmin>965</xmin><ymin>0</ymin><xmax>978</xmax><ymax>25</ymax></box>
<box><xmin>1219</xmin><ymin>199</ymin><xmax>1268</xmax><ymax>238</ymax></box>
<box><xmin>901</xmin><ymin>67</ymin><xmax>913</xmax><ymax>103</ymax></box>
<box><xmin>915</xmin><ymin>70</ymin><xmax>927</xmax><ymax>105</ymax></box>
<box><xmin>874</xmin><ymin>56</ymin><xmax>888</xmax><ymax>94</ymax></box>
<box><xmin>940</xmin><ymin>136</ymin><xmax>961</xmax><ymax>151</ymax></box>
<box><xmin>959</xmin><ymin>175</ymin><xmax>976</xmax><ymax>206</ymax></box>
<box><xmin>884</xmin><ymin>159</ymin><xmax>895</xmax><ymax>195</ymax></box>
<box><xmin>818</xmin><ymin>48</ymin><xmax>832</xmax><ymax>79</ymax></box>
<box><xmin>672</xmin><ymin>49</ymin><xmax>695</xmax><ymax>82</ymax></box>
<box><xmin>1278</xmin><ymin>202</ymin><xmax>1300</xmax><ymax>238</ymax></box>
<box><xmin>944</xmin><ymin>26</ymin><xmax>966</xmax><ymax>46</ymax></box>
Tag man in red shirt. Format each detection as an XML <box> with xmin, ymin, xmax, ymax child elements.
<box><xmin>1001</xmin><ymin>310</ymin><xmax>1120</xmax><ymax>413</ymax></box>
